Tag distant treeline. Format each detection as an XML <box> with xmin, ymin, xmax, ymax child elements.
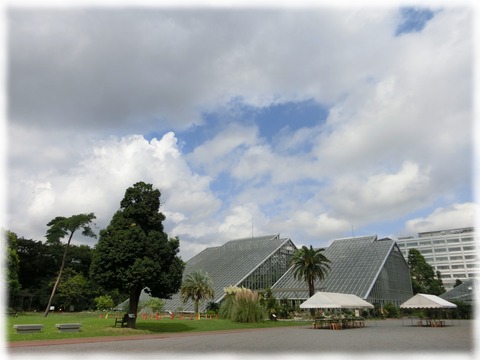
<box><xmin>8</xmin><ymin>235</ymin><xmax>127</xmax><ymax>311</ymax></box>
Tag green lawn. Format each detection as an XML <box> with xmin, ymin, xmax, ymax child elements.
<box><xmin>6</xmin><ymin>312</ymin><xmax>307</xmax><ymax>342</ymax></box>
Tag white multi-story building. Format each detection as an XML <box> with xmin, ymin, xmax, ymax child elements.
<box><xmin>396</xmin><ymin>227</ymin><xmax>478</xmax><ymax>291</ymax></box>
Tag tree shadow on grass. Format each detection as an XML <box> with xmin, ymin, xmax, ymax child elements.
<box><xmin>135</xmin><ymin>322</ymin><xmax>196</xmax><ymax>333</ymax></box>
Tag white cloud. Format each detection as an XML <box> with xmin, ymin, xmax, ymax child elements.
<box><xmin>27</xmin><ymin>181</ymin><xmax>55</xmax><ymax>219</ymax></box>
<box><xmin>231</xmin><ymin>145</ymin><xmax>274</xmax><ymax>181</ymax></box>
<box><xmin>228</xmin><ymin>135</ymin><xmax>322</xmax><ymax>184</ymax></box>
<box><xmin>314</xmin><ymin>9</ymin><xmax>472</xmax><ymax>186</ymax></box>
<box><xmin>218</xmin><ymin>205</ymin><xmax>258</xmax><ymax>239</ymax></box>
<box><xmin>188</xmin><ymin>123</ymin><xmax>258</xmax><ymax>175</ymax></box>
<box><xmin>4</xmin><ymin>6</ymin><xmax>474</xmax><ymax>260</ymax></box>
<box><xmin>404</xmin><ymin>203</ymin><xmax>477</xmax><ymax>235</ymax></box>
<box><xmin>7</xmin><ymin>132</ymin><xmax>221</xmax><ymax>248</ymax></box>
<box><xmin>6</xmin><ymin>7</ymin><xmax>402</xmax><ymax>133</ymax></box>
<box><xmin>325</xmin><ymin>161</ymin><xmax>432</xmax><ymax>223</ymax></box>
<box><xmin>287</xmin><ymin>211</ymin><xmax>350</xmax><ymax>239</ymax></box>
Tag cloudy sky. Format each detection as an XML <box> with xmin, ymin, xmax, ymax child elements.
<box><xmin>2</xmin><ymin>1</ymin><xmax>477</xmax><ymax>260</ymax></box>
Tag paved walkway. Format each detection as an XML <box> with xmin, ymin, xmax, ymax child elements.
<box><xmin>6</xmin><ymin>319</ymin><xmax>477</xmax><ymax>359</ymax></box>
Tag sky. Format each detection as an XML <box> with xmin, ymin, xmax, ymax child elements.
<box><xmin>1</xmin><ymin>0</ymin><xmax>478</xmax><ymax>261</ymax></box>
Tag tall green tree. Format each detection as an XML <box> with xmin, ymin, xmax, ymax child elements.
<box><xmin>291</xmin><ymin>245</ymin><xmax>331</xmax><ymax>317</ymax></box>
<box><xmin>43</xmin><ymin>213</ymin><xmax>97</xmax><ymax>316</ymax></box>
<box><xmin>16</xmin><ymin>237</ymin><xmax>97</xmax><ymax>310</ymax></box>
<box><xmin>3</xmin><ymin>229</ymin><xmax>22</xmax><ymax>306</ymax></box>
<box><xmin>56</xmin><ymin>268</ymin><xmax>88</xmax><ymax>311</ymax></box>
<box><xmin>90</xmin><ymin>182</ymin><xmax>184</xmax><ymax>328</ymax></box>
<box><xmin>17</xmin><ymin>238</ymin><xmax>62</xmax><ymax>292</ymax></box>
<box><xmin>180</xmin><ymin>270</ymin><xmax>214</xmax><ymax>316</ymax></box>
<box><xmin>407</xmin><ymin>248</ymin><xmax>446</xmax><ymax>295</ymax></box>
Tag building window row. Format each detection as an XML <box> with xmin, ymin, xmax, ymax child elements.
<box><xmin>424</xmin><ymin>255</ymin><xmax>476</xmax><ymax>262</ymax></box>
<box><xmin>404</xmin><ymin>246</ymin><xmax>475</xmax><ymax>256</ymax></box>
<box><xmin>402</xmin><ymin>238</ymin><xmax>476</xmax><ymax>249</ymax></box>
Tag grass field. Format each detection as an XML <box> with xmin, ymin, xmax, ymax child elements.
<box><xmin>6</xmin><ymin>312</ymin><xmax>307</xmax><ymax>342</ymax></box>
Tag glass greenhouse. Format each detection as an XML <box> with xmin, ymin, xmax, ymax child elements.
<box><xmin>123</xmin><ymin>234</ymin><xmax>414</xmax><ymax>312</ymax></box>
<box><xmin>271</xmin><ymin>236</ymin><xmax>413</xmax><ymax>307</ymax></box>
<box><xmin>162</xmin><ymin>234</ymin><xmax>296</xmax><ymax>312</ymax></box>
<box><xmin>439</xmin><ymin>278</ymin><xmax>477</xmax><ymax>304</ymax></box>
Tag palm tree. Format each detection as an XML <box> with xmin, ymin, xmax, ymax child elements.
<box><xmin>291</xmin><ymin>245</ymin><xmax>331</xmax><ymax>317</ymax></box>
<box><xmin>180</xmin><ymin>270</ymin><xmax>215</xmax><ymax>316</ymax></box>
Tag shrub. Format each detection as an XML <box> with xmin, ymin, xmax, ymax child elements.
<box><xmin>219</xmin><ymin>286</ymin><xmax>265</xmax><ymax>323</ymax></box>
<box><xmin>147</xmin><ymin>297</ymin><xmax>165</xmax><ymax>313</ymax></box>
<box><xmin>232</xmin><ymin>287</ymin><xmax>266</xmax><ymax>323</ymax></box>
<box><xmin>383</xmin><ymin>302</ymin><xmax>400</xmax><ymax>318</ymax></box>
<box><xmin>260</xmin><ymin>288</ymin><xmax>278</xmax><ymax>316</ymax></box>
<box><xmin>206</xmin><ymin>301</ymin><xmax>220</xmax><ymax>314</ymax></box>
<box><xmin>453</xmin><ymin>301</ymin><xmax>473</xmax><ymax>319</ymax></box>
<box><xmin>138</xmin><ymin>298</ymin><xmax>165</xmax><ymax>315</ymax></box>
<box><xmin>94</xmin><ymin>295</ymin><xmax>114</xmax><ymax>311</ymax></box>
<box><xmin>219</xmin><ymin>286</ymin><xmax>238</xmax><ymax>320</ymax></box>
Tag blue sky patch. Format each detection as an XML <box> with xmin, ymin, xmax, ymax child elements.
<box><xmin>166</xmin><ymin>98</ymin><xmax>329</xmax><ymax>155</ymax></box>
<box><xmin>251</xmin><ymin>99</ymin><xmax>329</xmax><ymax>142</ymax></box>
<box><xmin>395</xmin><ymin>7</ymin><xmax>436</xmax><ymax>36</ymax></box>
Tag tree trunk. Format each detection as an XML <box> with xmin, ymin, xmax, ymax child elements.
<box><xmin>127</xmin><ymin>286</ymin><xmax>142</xmax><ymax>328</ymax></box>
<box><xmin>43</xmin><ymin>232</ymin><xmax>73</xmax><ymax>317</ymax></box>
<box><xmin>308</xmin><ymin>277</ymin><xmax>316</xmax><ymax>318</ymax></box>
<box><xmin>194</xmin><ymin>300</ymin><xmax>199</xmax><ymax>317</ymax></box>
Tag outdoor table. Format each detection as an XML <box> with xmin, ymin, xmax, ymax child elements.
<box><xmin>314</xmin><ymin>318</ymin><xmax>341</xmax><ymax>329</ymax></box>
<box><xmin>426</xmin><ymin>319</ymin><xmax>445</xmax><ymax>327</ymax></box>
<box><xmin>314</xmin><ymin>318</ymin><xmax>330</xmax><ymax>329</ymax></box>
<box><xmin>342</xmin><ymin>318</ymin><xmax>354</xmax><ymax>328</ymax></box>
<box><xmin>416</xmin><ymin>318</ymin><xmax>425</xmax><ymax>327</ymax></box>
<box><xmin>353</xmin><ymin>317</ymin><xmax>365</xmax><ymax>327</ymax></box>
<box><xmin>314</xmin><ymin>317</ymin><xmax>365</xmax><ymax>330</ymax></box>
<box><xmin>342</xmin><ymin>317</ymin><xmax>365</xmax><ymax>328</ymax></box>
<box><xmin>329</xmin><ymin>319</ymin><xmax>342</xmax><ymax>330</ymax></box>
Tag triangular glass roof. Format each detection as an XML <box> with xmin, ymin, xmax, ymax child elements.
<box><xmin>271</xmin><ymin>236</ymin><xmax>396</xmax><ymax>299</ymax></box>
<box><xmin>439</xmin><ymin>278</ymin><xmax>477</xmax><ymax>304</ymax></box>
<box><xmin>162</xmin><ymin>234</ymin><xmax>295</xmax><ymax>311</ymax></box>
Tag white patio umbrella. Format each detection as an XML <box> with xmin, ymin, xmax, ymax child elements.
<box><xmin>400</xmin><ymin>293</ymin><xmax>457</xmax><ymax>309</ymax></box>
<box><xmin>400</xmin><ymin>293</ymin><xmax>457</xmax><ymax>326</ymax></box>
<box><xmin>300</xmin><ymin>292</ymin><xmax>374</xmax><ymax>309</ymax></box>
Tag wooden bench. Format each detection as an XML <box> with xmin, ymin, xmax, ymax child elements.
<box><xmin>114</xmin><ymin>314</ymin><xmax>129</xmax><ymax>327</ymax></box>
<box><xmin>13</xmin><ymin>324</ymin><xmax>44</xmax><ymax>333</ymax></box>
<box><xmin>56</xmin><ymin>323</ymin><xmax>82</xmax><ymax>332</ymax></box>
